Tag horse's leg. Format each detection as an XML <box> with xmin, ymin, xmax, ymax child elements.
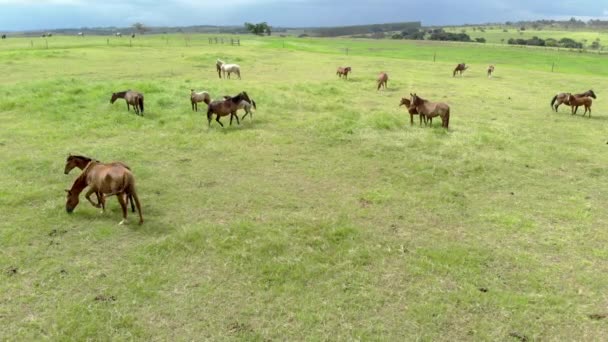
<box><xmin>574</xmin><ymin>105</ymin><xmax>579</xmax><ymax>114</ymax></box>
<box><xmin>234</xmin><ymin>111</ymin><xmax>240</xmax><ymax>125</ymax></box>
<box><xmin>230</xmin><ymin>113</ymin><xmax>234</xmax><ymax>126</ymax></box>
<box><xmin>129</xmin><ymin>194</ymin><xmax>135</xmax><ymax>212</ymax></box>
<box><xmin>117</xmin><ymin>193</ymin><xmax>128</xmax><ymax>225</ymax></box>
<box><xmin>216</xmin><ymin>116</ymin><xmax>224</xmax><ymax>127</ymax></box>
<box><xmin>98</xmin><ymin>193</ymin><xmax>106</xmax><ymax>213</ymax></box>
<box><xmin>85</xmin><ymin>188</ymin><xmax>101</xmax><ymax>208</ymax></box>
<box><xmin>237</xmin><ymin>70</ymin><xmax>241</xmax><ymax>79</ymax></box>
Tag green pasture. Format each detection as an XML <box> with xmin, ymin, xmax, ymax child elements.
<box><xmin>444</xmin><ymin>26</ymin><xmax>608</xmax><ymax>46</ymax></box>
<box><xmin>1</xmin><ymin>34</ymin><xmax>608</xmax><ymax>340</ymax></box>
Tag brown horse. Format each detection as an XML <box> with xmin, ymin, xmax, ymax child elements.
<box><xmin>207</xmin><ymin>92</ymin><xmax>252</xmax><ymax>127</ymax></box>
<box><xmin>487</xmin><ymin>65</ymin><xmax>495</xmax><ymax>78</ymax></box>
<box><xmin>551</xmin><ymin>90</ymin><xmax>596</xmax><ymax>113</ymax></box>
<box><xmin>336</xmin><ymin>67</ymin><xmax>352</xmax><ymax>79</ymax></box>
<box><xmin>377</xmin><ymin>72</ymin><xmax>388</xmax><ymax>90</ymax></box>
<box><xmin>409</xmin><ymin>93</ymin><xmax>450</xmax><ymax>128</ymax></box>
<box><xmin>64</xmin><ymin>154</ymin><xmax>135</xmax><ymax>212</ymax></box>
<box><xmin>191</xmin><ymin>90</ymin><xmax>211</xmax><ymax>112</ymax></box>
<box><xmin>567</xmin><ymin>95</ymin><xmax>592</xmax><ymax>117</ymax></box>
<box><xmin>111</xmin><ymin>90</ymin><xmax>144</xmax><ymax>115</ymax></box>
<box><xmin>399</xmin><ymin>98</ymin><xmax>426</xmax><ymax>125</ymax></box>
<box><xmin>65</xmin><ymin>161</ymin><xmax>143</xmax><ymax>225</ymax></box>
<box><xmin>453</xmin><ymin>63</ymin><xmax>468</xmax><ymax>77</ymax></box>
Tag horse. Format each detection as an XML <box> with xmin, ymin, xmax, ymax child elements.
<box><xmin>131</xmin><ymin>33</ymin><xmax>135</xmax><ymax>38</ymax></box>
<box><xmin>223</xmin><ymin>93</ymin><xmax>257</xmax><ymax>121</ymax></box>
<box><xmin>567</xmin><ymin>95</ymin><xmax>592</xmax><ymax>117</ymax></box>
<box><xmin>399</xmin><ymin>98</ymin><xmax>426</xmax><ymax>125</ymax></box>
<box><xmin>207</xmin><ymin>92</ymin><xmax>251</xmax><ymax>127</ymax></box>
<box><xmin>487</xmin><ymin>65</ymin><xmax>495</xmax><ymax>78</ymax></box>
<box><xmin>377</xmin><ymin>72</ymin><xmax>388</xmax><ymax>91</ymax></box>
<box><xmin>409</xmin><ymin>93</ymin><xmax>450</xmax><ymax>128</ymax></box>
<box><xmin>111</xmin><ymin>90</ymin><xmax>144</xmax><ymax>115</ymax></box>
<box><xmin>190</xmin><ymin>90</ymin><xmax>211</xmax><ymax>112</ymax></box>
<box><xmin>336</xmin><ymin>67</ymin><xmax>352</xmax><ymax>79</ymax></box>
<box><xmin>1</xmin><ymin>34</ymin><xmax>6</xmax><ymax>39</ymax></box>
<box><xmin>216</xmin><ymin>59</ymin><xmax>241</xmax><ymax>79</ymax></box>
<box><xmin>453</xmin><ymin>63</ymin><xmax>468</xmax><ymax>77</ymax></box>
<box><xmin>77</xmin><ymin>32</ymin><xmax>84</xmax><ymax>37</ymax></box>
<box><xmin>551</xmin><ymin>90</ymin><xmax>596</xmax><ymax>113</ymax></box>
<box><xmin>65</xmin><ymin>161</ymin><xmax>143</xmax><ymax>225</ymax></box>
<box><xmin>115</xmin><ymin>32</ymin><xmax>122</xmax><ymax>37</ymax></box>
<box><xmin>64</xmin><ymin>154</ymin><xmax>136</xmax><ymax>212</ymax></box>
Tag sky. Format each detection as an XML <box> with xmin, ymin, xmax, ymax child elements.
<box><xmin>0</xmin><ymin>0</ymin><xmax>607</xmax><ymax>31</ymax></box>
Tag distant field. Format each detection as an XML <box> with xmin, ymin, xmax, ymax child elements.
<box><xmin>443</xmin><ymin>26</ymin><xmax>608</xmax><ymax>47</ymax></box>
<box><xmin>2</xmin><ymin>34</ymin><xmax>608</xmax><ymax>340</ymax></box>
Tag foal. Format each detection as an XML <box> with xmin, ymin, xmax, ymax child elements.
<box><xmin>399</xmin><ymin>98</ymin><xmax>425</xmax><ymax>125</ymax></box>
<box><xmin>487</xmin><ymin>65</ymin><xmax>495</xmax><ymax>78</ymax></box>
<box><xmin>336</xmin><ymin>67</ymin><xmax>352</xmax><ymax>79</ymax></box>
<box><xmin>568</xmin><ymin>95</ymin><xmax>592</xmax><ymax>117</ymax></box>
<box><xmin>111</xmin><ymin>90</ymin><xmax>145</xmax><ymax>115</ymax></box>
<box><xmin>190</xmin><ymin>90</ymin><xmax>211</xmax><ymax>112</ymax></box>
<box><xmin>409</xmin><ymin>93</ymin><xmax>450</xmax><ymax>128</ymax></box>
<box><xmin>453</xmin><ymin>63</ymin><xmax>468</xmax><ymax>77</ymax></box>
<box><xmin>377</xmin><ymin>72</ymin><xmax>388</xmax><ymax>90</ymax></box>
<box><xmin>207</xmin><ymin>92</ymin><xmax>252</xmax><ymax>127</ymax></box>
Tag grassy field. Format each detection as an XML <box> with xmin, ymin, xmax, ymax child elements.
<box><xmin>1</xmin><ymin>34</ymin><xmax>608</xmax><ymax>340</ymax></box>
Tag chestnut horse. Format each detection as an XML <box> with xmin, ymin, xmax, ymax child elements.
<box><xmin>567</xmin><ymin>95</ymin><xmax>592</xmax><ymax>117</ymax></box>
<box><xmin>65</xmin><ymin>161</ymin><xmax>143</xmax><ymax>225</ymax></box>
<box><xmin>64</xmin><ymin>154</ymin><xmax>135</xmax><ymax>212</ymax></box>
<box><xmin>551</xmin><ymin>90</ymin><xmax>596</xmax><ymax>113</ymax></box>
<box><xmin>409</xmin><ymin>93</ymin><xmax>450</xmax><ymax>128</ymax></box>
<box><xmin>336</xmin><ymin>67</ymin><xmax>352</xmax><ymax>79</ymax></box>
<box><xmin>377</xmin><ymin>72</ymin><xmax>388</xmax><ymax>90</ymax></box>
<box><xmin>207</xmin><ymin>92</ymin><xmax>252</xmax><ymax>127</ymax></box>
<box><xmin>111</xmin><ymin>90</ymin><xmax>144</xmax><ymax>115</ymax></box>
<box><xmin>399</xmin><ymin>98</ymin><xmax>425</xmax><ymax>125</ymax></box>
<box><xmin>453</xmin><ymin>63</ymin><xmax>468</xmax><ymax>77</ymax></box>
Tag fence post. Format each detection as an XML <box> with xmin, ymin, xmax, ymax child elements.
<box><xmin>107</xmin><ymin>38</ymin><xmax>109</xmax><ymax>46</ymax></box>
<box><xmin>346</xmin><ymin>48</ymin><xmax>349</xmax><ymax>55</ymax></box>
<box><xmin>433</xmin><ymin>52</ymin><xmax>436</xmax><ymax>62</ymax></box>
<box><xmin>551</xmin><ymin>62</ymin><xmax>555</xmax><ymax>72</ymax></box>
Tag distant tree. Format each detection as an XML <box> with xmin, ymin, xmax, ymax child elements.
<box><xmin>475</xmin><ymin>37</ymin><xmax>486</xmax><ymax>43</ymax></box>
<box><xmin>132</xmin><ymin>22</ymin><xmax>149</xmax><ymax>35</ymax></box>
<box><xmin>591</xmin><ymin>40</ymin><xmax>600</xmax><ymax>49</ymax></box>
<box><xmin>245</xmin><ymin>22</ymin><xmax>271</xmax><ymax>36</ymax></box>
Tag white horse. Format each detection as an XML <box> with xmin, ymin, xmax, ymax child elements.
<box><xmin>115</xmin><ymin>32</ymin><xmax>122</xmax><ymax>37</ymax></box>
<box><xmin>216</xmin><ymin>59</ymin><xmax>241</xmax><ymax>79</ymax></box>
<box><xmin>77</xmin><ymin>32</ymin><xmax>84</xmax><ymax>37</ymax></box>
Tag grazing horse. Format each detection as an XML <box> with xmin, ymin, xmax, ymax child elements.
<box><xmin>377</xmin><ymin>72</ymin><xmax>388</xmax><ymax>90</ymax></box>
<box><xmin>64</xmin><ymin>154</ymin><xmax>136</xmax><ymax>212</ymax></box>
<box><xmin>77</xmin><ymin>32</ymin><xmax>84</xmax><ymax>37</ymax></box>
<box><xmin>487</xmin><ymin>65</ymin><xmax>495</xmax><ymax>78</ymax></box>
<box><xmin>551</xmin><ymin>90</ymin><xmax>596</xmax><ymax>113</ymax></box>
<box><xmin>207</xmin><ymin>92</ymin><xmax>251</xmax><ymax>127</ymax></box>
<box><xmin>115</xmin><ymin>32</ymin><xmax>122</xmax><ymax>37</ymax></box>
<box><xmin>336</xmin><ymin>67</ymin><xmax>352</xmax><ymax>79</ymax></box>
<box><xmin>111</xmin><ymin>90</ymin><xmax>144</xmax><ymax>115</ymax></box>
<box><xmin>399</xmin><ymin>97</ymin><xmax>426</xmax><ymax>125</ymax></box>
<box><xmin>216</xmin><ymin>59</ymin><xmax>241</xmax><ymax>79</ymax></box>
<box><xmin>453</xmin><ymin>63</ymin><xmax>468</xmax><ymax>77</ymax></box>
<box><xmin>190</xmin><ymin>89</ymin><xmax>211</xmax><ymax>111</ymax></box>
<box><xmin>65</xmin><ymin>161</ymin><xmax>143</xmax><ymax>225</ymax></box>
<box><xmin>223</xmin><ymin>93</ymin><xmax>257</xmax><ymax>121</ymax></box>
<box><xmin>409</xmin><ymin>93</ymin><xmax>450</xmax><ymax>128</ymax></box>
<box><xmin>568</xmin><ymin>95</ymin><xmax>592</xmax><ymax>117</ymax></box>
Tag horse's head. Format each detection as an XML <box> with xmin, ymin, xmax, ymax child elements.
<box><xmin>238</xmin><ymin>91</ymin><xmax>252</xmax><ymax>103</ymax></box>
<box><xmin>410</xmin><ymin>93</ymin><xmax>419</xmax><ymax>105</ymax></box>
<box><xmin>64</xmin><ymin>155</ymin><xmax>77</xmax><ymax>174</ymax></box>
<box><xmin>345</xmin><ymin>67</ymin><xmax>352</xmax><ymax>73</ymax></box>
<box><xmin>65</xmin><ymin>189</ymin><xmax>79</xmax><ymax>213</ymax></box>
<box><xmin>110</xmin><ymin>93</ymin><xmax>119</xmax><ymax>104</ymax></box>
<box><xmin>588</xmin><ymin>90</ymin><xmax>597</xmax><ymax>99</ymax></box>
<box><xmin>399</xmin><ymin>98</ymin><xmax>411</xmax><ymax>107</ymax></box>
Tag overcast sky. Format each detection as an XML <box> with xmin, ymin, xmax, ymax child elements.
<box><xmin>0</xmin><ymin>0</ymin><xmax>607</xmax><ymax>31</ymax></box>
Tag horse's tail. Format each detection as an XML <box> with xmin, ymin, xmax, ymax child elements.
<box><xmin>550</xmin><ymin>94</ymin><xmax>558</xmax><ymax>109</ymax></box>
<box><xmin>128</xmin><ymin>184</ymin><xmax>143</xmax><ymax>224</ymax></box>
<box><xmin>453</xmin><ymin>68</ymin><xmax>457</xmax><ymax>77</ymax></box>
<box><xmin>251</xmin><ymin>99</ymin><xmax>257</xmax><ymax>110</ymax></box>
<box><xmin>139</xmin><ymin>96</ymin><xmax>144</xmax><ymax>114</ymax></box>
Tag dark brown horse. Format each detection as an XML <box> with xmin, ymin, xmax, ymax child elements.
<box><xmin>65</xmin><ymin>161</ymin><xmax>143</xmax><ymax>225</ymax></box>
<box><xmin>399</xmin><ymin>98</ymin><xmax>426</xmax><ymax>125</ymax></box>
<box><xmin>567</xmin><ymin>95</ymin><xmax>592</xmax><ymax>117</ymax></box>
<box><xmin>487</xmin><ymin>65</ymin><xmax>495</xmax><ymax>78</ymax></box>
<box><xmin>336</xmin><ymin>67</ymin><xmax>352</xmax><ymax>79</ymax></box>
<box><xmin>551</xmin><ymin>90</ymin><xmax>596</xmax><ymax>113</ymax></box>
<box><xmin>1</xmin><ymin>34</ymin><xmax>6</xmax><ymax>39</ymax></box>
<box><xmin>207</xmin><ymin>92</ymin><xmax>251</xmax><ymax>127</ymax></box>
<box><xmin>111</xmin><ymin>90</ymin><xmax>144</xmax><ymax>115</ymax></box>
<box><xmin>453</xmin><ymin>63</ymin><xmax>468</xmax><ymax>77</ymax></box>
<box><xmin>409</xmin><ymin>93</ymin><xmax>450</xmax><ymax>128</ymax></box>
<box><xmin>377</xmin><ymin>72</ymin><xmax>388</xmax><ymax>90</ymax></box>
<box><xmin>64</xmin><ymin>154</ymin><xmax>135</xmax><ymax>212</ymax></box>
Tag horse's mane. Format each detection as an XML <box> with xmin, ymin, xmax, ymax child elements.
<box><xmin>114</xmin><ymin>91</ymin><xmax>128</xmax><ymax>96</ymax></box>
<box><xmin>67</xmin><ymin>154</ymin><xmax>95</xmax><ymax>162</ymax></box>
<box><xmin>72</xmin><ymin>160</ymin><xmax>96</xmax><ymax>188</ymax></box>
<box><xmin>216</xmin><ymin>59</ymin><xmax>225</xmax><ymax>65</ymax></box>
